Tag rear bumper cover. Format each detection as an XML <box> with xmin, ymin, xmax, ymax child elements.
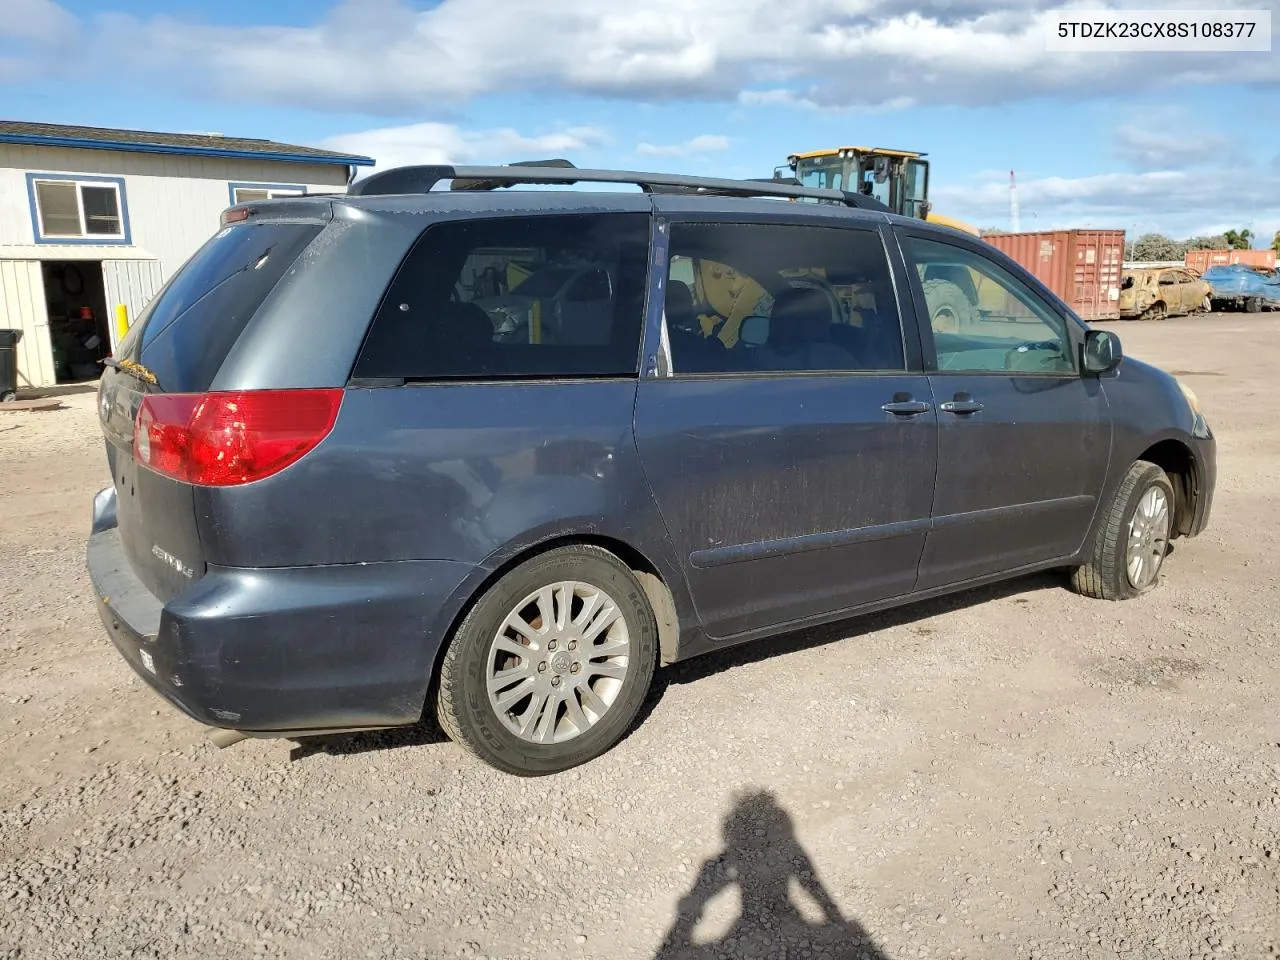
<box><xmin>87</xmin><ymin>487</ymin><xmax>476</xmax><ymax>734</ymax></box>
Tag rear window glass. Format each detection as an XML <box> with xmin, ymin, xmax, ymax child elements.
<box><xmin>117</xmin><ymin>220</ymin><xmax>322</xmax><ymax>392</ymax></box>
<box><xmin>353</xmin><ymin>213</ymin><xmax>651</xmax><ymax>381</ymax></box>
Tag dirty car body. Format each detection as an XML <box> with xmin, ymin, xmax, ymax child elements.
<box><xmin>85</xmin><ymin>165</ymin><xmax>1218</xmax><ymax>775</ymax></box>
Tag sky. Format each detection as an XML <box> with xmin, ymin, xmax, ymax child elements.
<box><xmin>2</xmin><ymin>0</ymin><xmax>1278</xmax><ymax>243</ymax></box>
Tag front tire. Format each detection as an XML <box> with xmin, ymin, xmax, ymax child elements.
<box><xmin>435</xmin><ymin>545</ymin><xmax>658</xmax><ymax>776</ymax></box>
<box><xmin>922</xmin><ymin>278</ymin><xmax>974</xmax><ymax>335</ymax></box>
<box><xmin>1070</xmin><ymin>460</ymin><xmax>1175</xmax><ymax>601</ymax></box>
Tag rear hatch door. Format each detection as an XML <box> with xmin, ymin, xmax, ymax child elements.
<box><xmin>97</xmin><ymin>216</ymin><xmax>326</xmax><ymax>602</ymax></box>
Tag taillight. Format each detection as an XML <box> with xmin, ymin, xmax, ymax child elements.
<box><xmin>132</xmin><ymin>389</ymin><xmax>342</xmax><ymax>486</ymax></box>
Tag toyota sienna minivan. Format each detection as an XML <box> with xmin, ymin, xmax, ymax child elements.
<box><xmin>87</xmin><ymin>163</ymin><xmax>1215</xmax><ymax>775</ymax></box>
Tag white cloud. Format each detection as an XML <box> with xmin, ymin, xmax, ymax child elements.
<box><xmin>8</xmin><ymin>0</ymin><xmax>1278</xmax><ymax>112</ymax></box>
<box><xmin>323</xmin><ymin>123</ymin><xmax>610</xmax><ymax>173</ymax></box>
<box><xmin>0</xmin><ymin>0</ymin><xmax>76</xmax><ymax>42</ymax></box>
<box><xmin>737</xmin><ymin>89</ymin><xmax>826</xmax><ymax>110</ymax></box>
<box><xmin>1112</xmin><ymin>118</ymin><xmax>1232</xmax><ymax>170</ymax></box>
<box><xmin>934</xmin><ymin>165</ymin><xmax>1280</xmax><ymax>241</ymax></box>
<box><xmin>636</xmin><ymin>135</ymin><xmax>730</xmax><ymax>157</ymax></box>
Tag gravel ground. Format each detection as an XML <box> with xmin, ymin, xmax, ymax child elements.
<box><xmin>1</xmin><ymin>314</ymin><xmax>1278</xmax><ymax>960</ymax></box>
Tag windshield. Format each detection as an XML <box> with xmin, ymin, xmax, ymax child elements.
<box><xmin>794</xmin><ymin>156</ymin><xmax>845</xmax><ymax>191</ymax></box>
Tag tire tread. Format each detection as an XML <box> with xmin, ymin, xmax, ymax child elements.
<box><xmin>434</xmin><ymin>544</ymin><xmax>656</xmax><ymax>776</ymax></box>
<box><xmin>1070</xmin><ymin>459</ymin><xmax>1168</xmax><ymax>601</ymax></box>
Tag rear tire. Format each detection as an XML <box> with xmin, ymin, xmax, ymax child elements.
<box><xmin>0</xmin><ymin>390</ymin><xmax>15</xmax><ymax>403</ymax></box>
<box><xmin>1070</xmin><ymin>460</ymin><xmax>1174</xmax><ymax>601</ymax></box>
<box><xmin>435</xmin><ymin>545</ymin><xmax>657</xmax><ymax>776</ymax></box>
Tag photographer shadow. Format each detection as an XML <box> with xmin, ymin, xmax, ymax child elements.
<box><xmin>654</xmin><ymin>790</ymin><xmax>889</xmax><ymax>960</ymax></box>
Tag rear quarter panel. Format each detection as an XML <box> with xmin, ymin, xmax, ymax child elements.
<box><xmin>193</xmin><ymin>380</ymin><xmax>695</xmax><ymax>615</ymax></box>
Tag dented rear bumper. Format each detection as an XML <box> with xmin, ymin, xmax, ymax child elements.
<box><xmin>86</xmin><ymin>485</ymin><xmax>477</xmax><ymax>737</ymax></box>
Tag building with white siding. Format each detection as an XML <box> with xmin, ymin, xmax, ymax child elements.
<box><xmin>0</xmin><ymin>121</ymin><xmax>373</xmax><ymax>390</ymax></box>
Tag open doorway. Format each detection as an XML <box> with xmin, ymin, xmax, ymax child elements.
<box><xmin>41</xmin><ymin>261</ymin><xmax>110</xmax><ymax>384</ymax></box>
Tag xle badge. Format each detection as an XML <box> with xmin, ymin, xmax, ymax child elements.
<box><xmin>152</xmin><ymin>545</ymin><xmax>195</xmax><ymax>579</ymax></box>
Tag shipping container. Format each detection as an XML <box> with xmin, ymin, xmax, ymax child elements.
<box><xmin>983</xmin><ymin>229</ymin><xmax>1126</xmax><ymax>322</ymax></box>
<box><xmin>1184</xmin><ymin>248</ymin><xmax>1276</xmax><ymax>274</ymax></box>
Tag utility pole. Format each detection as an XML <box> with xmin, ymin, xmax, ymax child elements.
<box><xmin>1009</xmin><ymin>170</ymin><xmax>1021</xmax><ymax>233</ymax></box>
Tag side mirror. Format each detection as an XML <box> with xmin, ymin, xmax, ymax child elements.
<box><xmin>1083</xmin><ymin>329</ymin><xmax>1122</xmax><ymax>375</ymax></box>
<box><xmin>919</xmin><ymin>200</ymin><xmax>933</xmax><ymax>220</ymax></box>
<box><xmin>738</xmin><ymin>314</ymin><xmax>770</xmax><ymax>347</ymax></box>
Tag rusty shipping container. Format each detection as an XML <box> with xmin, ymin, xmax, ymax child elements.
<box><xmin>1184</xmin><ymin>248</ymin><xmax>1277</xmax><ymax>274</ymax></box>
<box><xmin>983</xmin><ymin>229</ymin><xmax>1126</xmax><ymax>322</ymax></box>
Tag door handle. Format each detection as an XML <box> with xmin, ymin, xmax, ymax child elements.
<box><xmin>881</xmin><ymin>399</ymin><xmax>931</xmax><ymax>416</ymax></box>
<box><xmin>939</xmin><ymin>395</ymin><xmax>984</xmax><ymax>415</ymax></box>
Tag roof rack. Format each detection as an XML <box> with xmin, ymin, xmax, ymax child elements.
<box><xmin>346</xmin><ymin>159</ymin><xmax>893</xmax><ymax>213</ymax></box>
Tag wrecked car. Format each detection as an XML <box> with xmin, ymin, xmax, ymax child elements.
<box><xmin>1118</xmin><ymin>267</ymin><xmax>1211</xmax><ymax>321</ymax></box>
<box><xmin>1200</xmin><ymin>264</ymin><xmax>1280</xmax><ymax>313</ymax></box>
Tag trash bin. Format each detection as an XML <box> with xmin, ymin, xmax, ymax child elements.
<box><xmin>0</xmin><ymin>328</ymin><xmax>23</xmax><ymax>402</ymax></box>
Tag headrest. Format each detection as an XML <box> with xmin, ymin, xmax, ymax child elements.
<box><xmin>665</xmin><ymin>282</ymin><xmax>695</xmax><ymax>328</ymax></box>
<box><xmin>768</xmin><ymin>287</ymin><xmax>832</xmax><ymax>347</ymax></box>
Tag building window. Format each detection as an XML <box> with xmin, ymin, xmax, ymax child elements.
<box><xmin>228</xmin><ymin>183</ymin><xmax>306</xmax><ymax>204</ymax></box>
<box><xmin>28</xmin><ymin>174</ymin><xmax>128</xmax><ymax>242</ymax></box>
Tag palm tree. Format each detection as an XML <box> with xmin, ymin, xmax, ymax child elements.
<box><xmin>1223</xmin><ymin>228</ymin><xmax>1254</xmax><ymax>250</ymax></box>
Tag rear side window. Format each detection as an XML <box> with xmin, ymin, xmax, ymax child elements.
<box><xmin>353</xmin><ymin>213</ymin><xmax>651</xmax><ymax>381</ymax></box>
<box><xmin>118</xmin><ymin>220</ymin><xmax>323</xmax><ymax>392</ymax></box>
<box><xmin>664</xmin><ymin>221</ymin><xmax>906</xmax><ymax>375</ymax></box>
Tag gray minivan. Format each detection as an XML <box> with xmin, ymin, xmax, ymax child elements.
<box><xmin>87</xmin><ymin>164</ymin><xmax>1216</xmax><ymax>776</ymax></box>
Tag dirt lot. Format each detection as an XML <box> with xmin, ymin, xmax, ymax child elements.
<box><xmin>1</xmin><ymin>314</ymin><xmax>1277</xmax><ymax>960</ymax></box>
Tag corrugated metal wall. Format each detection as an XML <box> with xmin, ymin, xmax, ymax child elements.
<box><xmin>984</xmin><ymin>230</ymin><xmax>1126</xmax><ymax>322</ymax></box>
<box><xmin>103</xmin><ymin>259</ymin><xmax>164</xmax><ymax>351</ymax></box>
<box><xmin>0</xmin><ymin>260</ymin><xmax>55</xmax><ymax>389</ymax></box>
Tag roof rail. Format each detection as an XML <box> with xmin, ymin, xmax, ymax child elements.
<box><xmin>346</xmin><ymin>160</ymin><xmax>893</xmax><ymax>212</ymax></box>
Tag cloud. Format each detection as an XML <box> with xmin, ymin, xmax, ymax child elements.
<box><xmin>323</xmin><ymin>123</ymin><xmax>610</xmax><ymax>172</ymax></box>
<box><xmin>7</xmin><ymin>0</ymin><xmax>1278</xmax><ymax>113</ymax></box>
<box><xmin>1112</xmin><ymin>121</ymin><xmax>1232</xmax><ymax>170</ymax></box>
<box><xmin>737</xmin><ymin>89</ymin><xmax>821</xmax><ymax>110</ymax></box>
<box><xmin>636</xmin><ymin>135</ymin><xmax>730</xmax><ymax>157</ymax></box>
<box><xmin>0</xmin><ymin>0</ymin><xmax>76</xmax><ymax>42</ymax></box>
<box><xmin>934</xmin><ymin>164</ymin><xmax>1280</xmax><ymax>240</ymax></box>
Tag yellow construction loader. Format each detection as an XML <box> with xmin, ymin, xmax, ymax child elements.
<box><xmin>778</xmin><ymin>147</ymin><xmax>980</xmax><ymax>236</ymax></box>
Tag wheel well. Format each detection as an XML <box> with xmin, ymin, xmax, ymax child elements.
<box><xmin>1139</xmin><ymin>440</ymin><xmax>1197</xmax><ymax>537</ymax></box>
<box><xmin>424</xmin><ymin>535</ymin><xmax>680</xmax><ymax>718</ymax></box>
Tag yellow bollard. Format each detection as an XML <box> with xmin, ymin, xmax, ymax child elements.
<box><xmin>114</xmin><ymin>304</ymin><xmax>130</xmax><ymax>343</ymax></box>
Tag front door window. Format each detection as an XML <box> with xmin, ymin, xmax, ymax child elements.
<box><xmin>905</xmin><ymin>236</ymin><xmax>1077</xmax><ymax>375</ymax></box>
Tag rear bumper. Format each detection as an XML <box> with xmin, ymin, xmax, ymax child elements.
<box><xmin>86</xmin><ymin>487</ymin><xmax>477</xmax><ymax>735</ymax></box>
